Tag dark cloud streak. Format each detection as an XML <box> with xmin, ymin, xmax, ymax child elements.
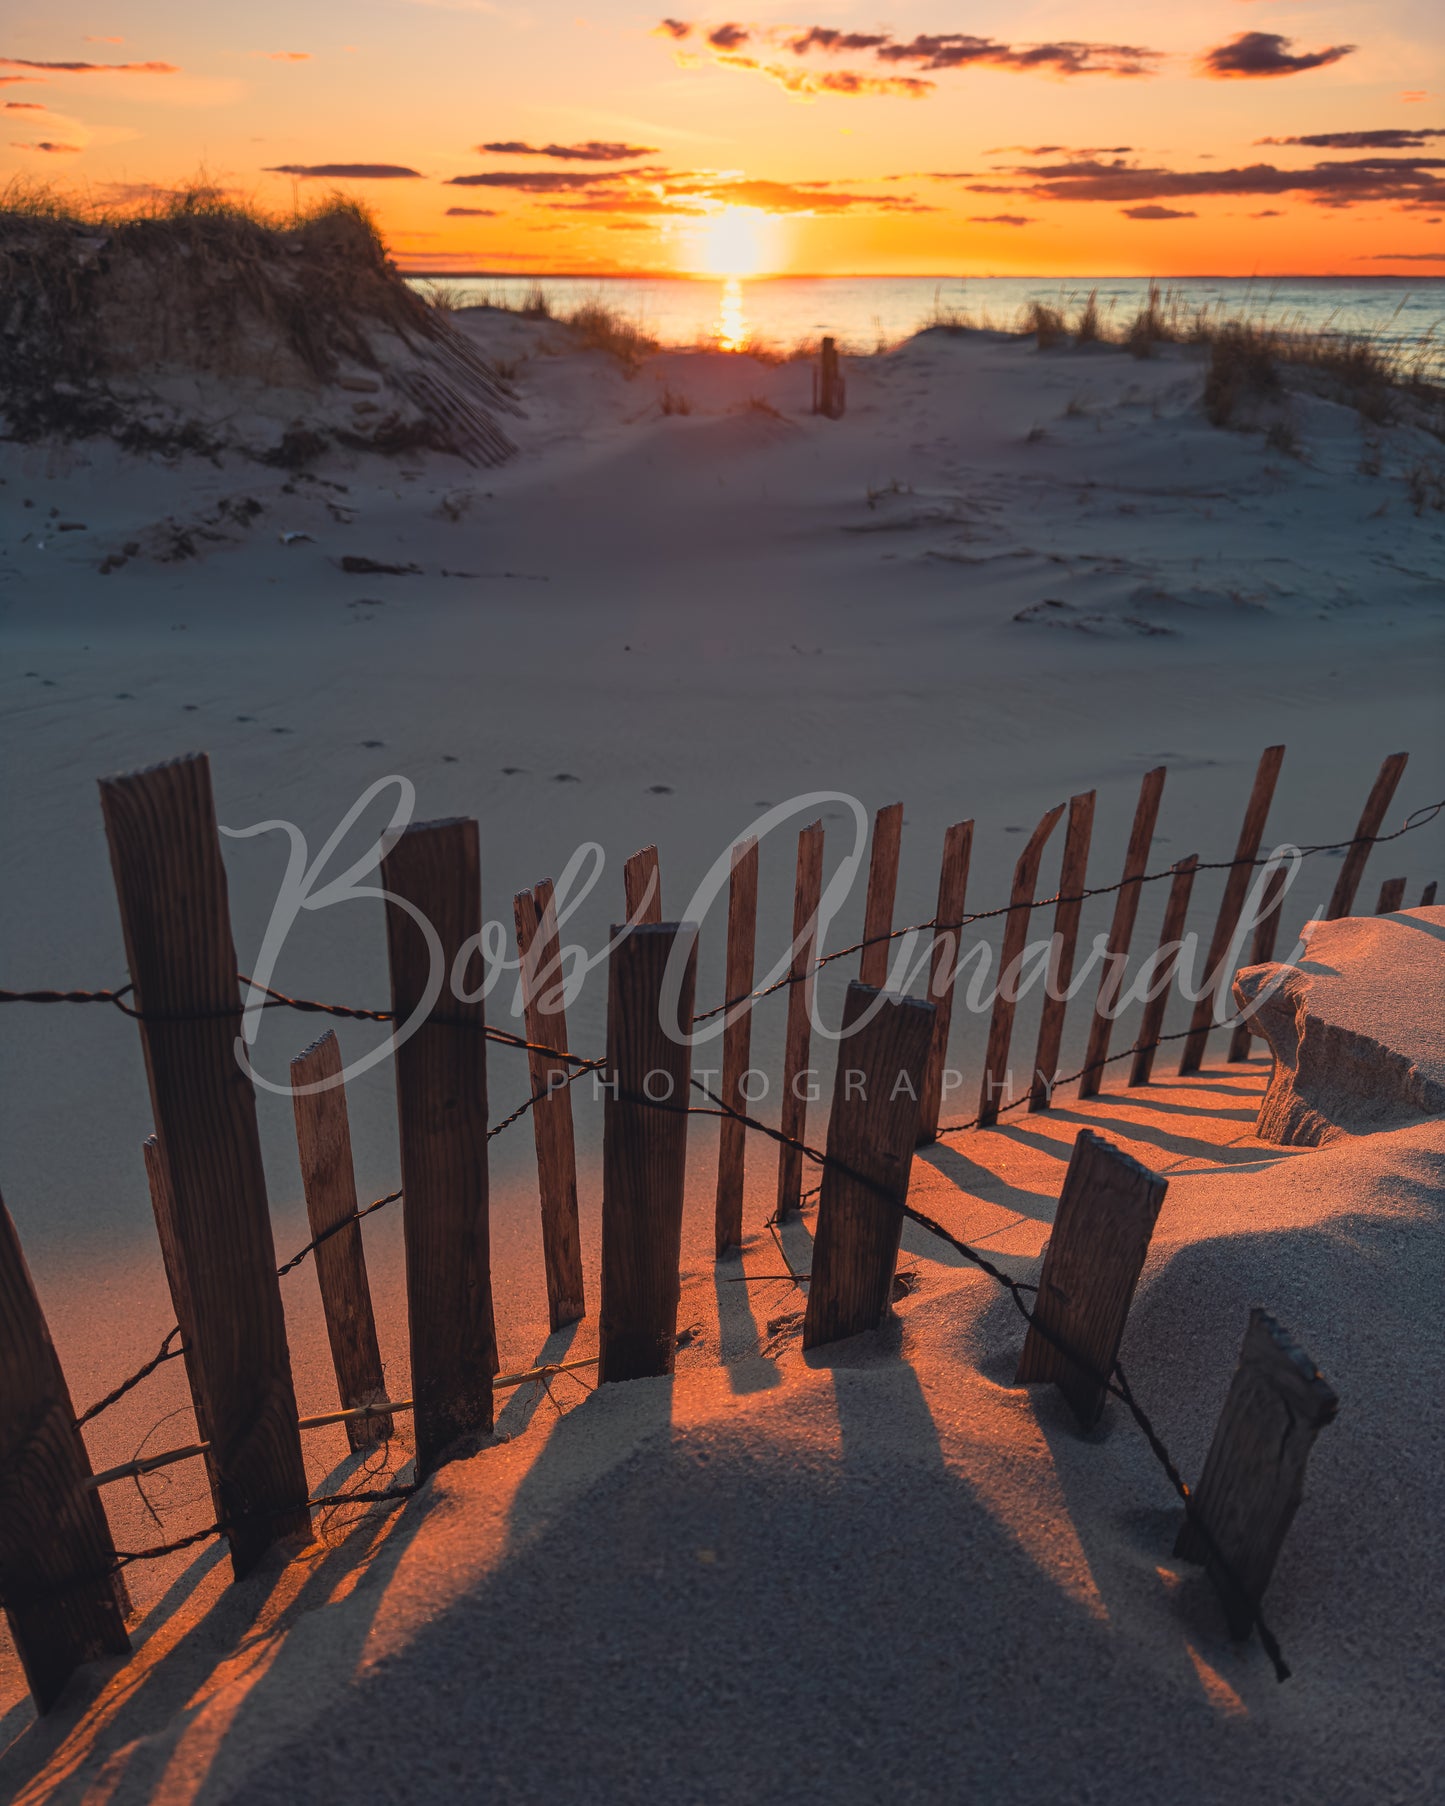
<box><xmin>1198</xmin><ymin>32</ymin><xmax>1354</xmax><ymax>79</ymax></box>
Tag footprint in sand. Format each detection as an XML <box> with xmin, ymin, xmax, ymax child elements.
<box><xmin>501</xmin><ymin>766</ymin><xmax>525</xmax><ymax>775</ymax></box>
<box><xmin>236</xmin><ymin>714</ymin><xmax>254</xmax><ymax>722</ymax></box>
<box><xmin>648</xmin><ymin>785</ymin><xmax>673</xmax><ymax>795</ymax></box>
<box><xmin>361</xmin><ymin>739</ymin><xmax>385</xmax><ymax>749</ymax></box>
<box><xmin>552</xmin><ymin>773</ymin><xmax>580</xmax><ymax>783</ymax></box>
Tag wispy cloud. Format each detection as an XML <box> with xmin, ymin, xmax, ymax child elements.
<box><xmin>1257</xmin><ymin>128</ymin><xmax>1445</xmax><ymax>149</ymax></box>
<box><xmin>10</xmin><ymin>139</ymin><xmax>82</xmax><ymax>151</ymax></box>
<box><xmin>445</xmin><ymin>204</ymin><xmax>500</xmax><ymax>215</ymax></box>
<box><xmin>713</xmin><ymin>52</ymin><xmax>932</xmax><ymax>98</ymax></box>
<box><xmin>446</xmin><ymin>168</ymin><xmax>654</xmax><ymax>189</ymax></box>
<box><xmin>1198</xmin><ymin>32</ymin><xmax>1353</xmax><ymax>79</ymax></box>
<box><xmin>0</xmin><ymin>56</ymin><xmax>179</xmax><ymax>73</ymax></box>
<box><xmin>478</xmin><ymin>139</ymin><xmax>658</xmax><ymax>161</ymax></box>
<box><xmin>265</xmin><ymin>162</ymin><xmax>424</xmax><ymax>178</ymax></box>
<box><xmin>267</xmin><ymin>52</ymin><xmax>311</xmax><ymax>62</ymax></box>
<box><xmin>1121</xmin><ymin>204</ymin><xmax>1195</xmax><ymax>218</ymax></box>
<box><xmin>969</xmin><ymin>213</ymin><xmax>1033</xmax><ymax>225</ymax></box>
<box><xmin>964</xmin><ymin>153</ymin><xmax>1445</xmax><ymax>211</ymax></box>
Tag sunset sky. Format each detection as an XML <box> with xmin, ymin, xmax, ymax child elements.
<box><xmin>3</xmin><ymin>1</ymin><xmax>1442</xmax><ymax>275</ymax></box>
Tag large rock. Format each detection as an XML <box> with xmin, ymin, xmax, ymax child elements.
<box><xmin>1234</xmin><ymin>905</ymin><xmax>1445</xmax><ymax>1146</ymax></box>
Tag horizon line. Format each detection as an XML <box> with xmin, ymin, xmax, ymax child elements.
<box><xmin>399</xmin><ymin>268</ymin><xmax>1445</xmax><ymax>282</ymax></box>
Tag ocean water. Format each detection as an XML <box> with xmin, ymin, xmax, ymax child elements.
<box><xmin>413</xmin><ymin>273</ymin><xmax>1445</xmax><ymax>363</ymax></box>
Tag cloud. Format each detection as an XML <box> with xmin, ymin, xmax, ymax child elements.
<box><xmin>969</xmin><ymin>213</ymin><xmax>1033</xmax><ymax>224</ymax></box>
<box><xmin>1361</xmin><ymin>250</ymin><xmax>1445</xmax><ymax>261</ymax></box>
<box><xmin>478</xmin><ymin>139</ymin><xmax>658</xmax><ymax>161</ymax></box>
<box><xmin>85</xmin><ymin>36</ymin><xmax>125</xmax><ymax>45</ymax></box>
<box><xmin>446</xmin><ymin>168</ymin><xmax>659</xmax><ymax>189</ymax></box>
<box><xmin>1122</xmin><ymin>204</ymin><xmax>1195</xmax><ymax>218</ymax></box>
<box><xmin>714</xmin><ymin>53</ymin><xmax>932</xmax><ymax>97</ymax></box>
<box><xmin>1198</xmin><ymin>32</ymin><xmax>1353</xmax><ymax>79</ymax></box>
<box><xmin>665</xmin><ymin>21</ymin><xmax>1161</xmax><ymax>81</ymax></box>
<box><xmin>1251</xmin><ymin>208</ymin><xmax>1282</xmax><ymax>217</ymax></box>
<box><xmin>268</xmin><ymin>52</ymin><xmax>311</xmax><ymax>62</ymax></box>
<box><xmin>987</xmin><ymin>143</ymin><xmax>1132</xmax><ymax>156</ymax></box>
<box><xmin>10</xmin><ymin>139</ymin><xmax>82</xmax><ymax>151</ymax></box>
<box><xmin>265</xmin><ymin>162</ymin><xmax>424</xmax><ymax>177</ymax></box>
<box><xmin>445</xmin><ymin>205</ymin><xmax>500</xmax><ymax>215</ymax></box>
<box><xmin>548</xmin><ymin>170</ymin><xmax>933</xmax><ymax>214</ymax></box>
<box><xmin>1258</xmin><ymin>128</ymin><xmax>1445</xmax><ymax>149</ymax></box>
<box><xmin>3</xmin><ymin>99</ymin><xmax>45</xmax><ymax>109</ymax></box>
<box><xmin>0</xmin><ymin>56</ymin><xmax>179</xmax><ymax>73</ymax></box>
<box><xmin>968</xmin><ymin>153</ymin><xmax>1445</xmax><ymax>211</ymax></box>
<box><xmin>706</xmin><ymin>23</ymin><xmax>749</xmax><ymax>50</ymax></box>
<box><xmin>656</xmin><ymin>18</ymin><xmax>692</xmax><ymax>37</ymax></box>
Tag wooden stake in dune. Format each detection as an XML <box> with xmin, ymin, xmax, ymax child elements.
<box><xmin>598</xmin><ymin>922</ymin><xmax>698</xmax><ymax>1382</ymax></box>
<box><xmin>1421</xmin><ymin>881</ymin><xmax>1439</xmax><ymax>907</ymax></box>
<box><xmin>814</xmin><ymin>335</ymin><xmax>846</xmax><ymax>419</ymax></box>
<box><xmin>141</xmin><ymin>1135</ymin><xmax>221</xmax><ymax>1510</ymax></box>
<box><xmin>803</xmin><ymin>984</ymin><xmax>935</xmax><ymax>1350</ymax></box>
<box><xmin>290</xmin><ymin>1031</ymin><xmax>393</xmax><ymax>1449</ymax></box>
<box><xmin>1178</xmin><ymin>746</ymin><xmax>1286</xmax><ymax>1076</ymax></box>
<box><xmin>0</xmin><ymin>1192</ymin><xmax>130</xmax><ymax>1713</ymax></box>
<box><xmin>977</xmin><ymin>801</ymin><xmax>1065</xmax><ymax>1127</ymax></box>
<box><xmin>382</xmin><ymin>817</ymin><xmax>497</xmax><ymax>1474</ymax></box>
<box><xmin>1226</xmin><ymin>860</ymin><xmax>1287</xmax><ymax>1064</ymax></box>
<box><xmin>1374</xmin><ymin>876</ymin><xmax>1406</xmax><ymax>915</ymax></box>
<box><xmin>777</xmin><ymin>820</ymin><xmax>825</xmax><ymax>1219</ymax></box>
<box><xmin>100</xmin><ymin>754</ymin><xmax>309</xmax><ymax>1575</ymax></box>
<box><xmin>1029</xmin><ymin>790</ymin><xmax>1096</xmax><ymax>1112</ymax></box>
<box><xmin>624</xmin><ymin>844</ymin><xmax>662</xmax><ymax>925</ymax></box>
<box><xmin>1325</xmin><ymin>751</ymin><xmax>1408</xmax><ymax>920</ymax></box>
<box><xmin>514</xmin><ymin>880</ymin><xmax>586</xmax><ymax>1329</ymax></box>
<box><xmin>1175</xmin><ymin>1309</ymin><xmax>1337</xmax><ymax>1641</ymax></box>
<box><xmin>715</xmin><ymin>836</ymin><xmax>759</xmax><ymax>1256</ymax></box>
<box><xmin>1130</xmin><ymin>856</ymin><xmax>1199</xmax><ymax>1086</ymax></box>
<box><xmin>1077</xmin><ymin>766</ymin><xmax>1167</xmax><ymax>1101</ymax></box>
<box><xmin>1015</xmin><ymin>1129</ymin><xmax>1168</xmax><ymax>1428</ymax></box>
<box><xmin>917</xmin><ymin>820</ymin><xmax>973</xmax><ymax>1145</ymax></box>
<box><xmin>859</xmin><ymin>801</ymin><xmax>903</xmax><ymax>990</ymax></box>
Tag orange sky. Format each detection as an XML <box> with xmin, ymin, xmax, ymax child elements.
<box><xmin>3</xmin><ymin>2</ymin><xmax>1442</xmax><ymax>274</ymax></box>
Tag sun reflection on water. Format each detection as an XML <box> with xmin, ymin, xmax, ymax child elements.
<box><xmin>717</xmin><ymin>277</ymin><xmax>747</xmax><ymax>351</ymax></box>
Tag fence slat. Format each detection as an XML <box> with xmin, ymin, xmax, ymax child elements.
<box><xmin>977</xmin><ymin>802</ymin><xmax>1065</xmax><ymax>1127</ymax></box>
<box><xmin>99</xmin><ymin>754</ymin><xmax>309</xmax><ymax>1575</ymax></box>
<box><xmin>715</xmin><ymin>837</ymin><xmax>759</xmax><ymax>1255</ymax></box>
<box><xmin>1077</xmin><ymin>766</ymin><xmax>1167</xmax><ymax>1101</ymax></box>
<box><xmin>1015</xmin><ymin>1129</ymin><xmax>1168</xmax><ymax>1427</ymax></box>
<box><xmin>859</xmin><ymin>802</ymin><xmax>903</xmax><ymax>989</ymax></box>
<box><xmin>1374</xmin><ymin>876</ymin><xmax>1406</xmax><ymax>915</ymax></box>
<box><xmin>290</xmin><ymin>1031</ymin><xmax>393</xmax><ymax>1449</ymax></box>
<box><xmin>0</xmin><ymin>1193</ymin><xmax>130</xmax><ymax>1713</ymax></box>
<box><xmin>1129</xmin><ymin>856</ymin><xmax>1200</xmax><ymax>1086</ymax></box>
<box><xmin>803</xmin><ymin>984</ymin><xmax>935</xmax><ymax>1350</ymax></box>
<box><xmin>1226</xmin><ymin>861</ymin><xmax>1287</xmax><ymax>1063</ymax></box>
<box><xmin>1421</xmin><ymin>880</ymin><xmax>1439</xmax><ymax>907</ymax></box>
<box><xmin>1175</xmin><ymin>1309</ymin><xmax>1337</xmax><ymax>1639</ymax></box>
<box><xmin>381</xmin><ymin>817</ymin><xmax>496</xmax><ymax>1474</ymax></box>
<box><xmin>1326</xmin><ymin>752</ymin><xmax>1408</xmax><ymax>919</ymax></box>
<box><xmin>1029</xmin><ymin>790</ymin><xmax>1096</xmax><ymax>1112</ymax></box>
<box><xmin>514</xmin><ymin>881</ymin><xmax>586</xmax><ymax>1329</ymax></box>
<box><xmin>1178</xmin><ymin>745</ymin><xmax>1286</xmax><ymax>1075</ymax></box>
<box><xmin>917</xmin><ymin>820</ymin><xmax>973</xmax><ymax>1145</ymax></box>
<box><xmin>623</xmin><ymin>845</ymin><xmax>662</xmax><ymax>925</ymax></box>
<box><xmin>141</xmin><ymin>1135</ymin><xmax>222</xmax><ymax>1509</ymax></box>
<box><xmin>777</xmin><ymin>820</ymin><xmax>825</xmax><ymax>1219</ymax></box>
<box><xmin>598</xmin><ymin>922</ymin><xmax>698</xmax><ymax>1382</ymax></box>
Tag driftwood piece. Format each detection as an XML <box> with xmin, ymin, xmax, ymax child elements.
<box><xmin>777</xmin><ymin>820</ymin><xmax>825</xmax><ymax>1218</ymax></box>
<box><xmin>715</xmin><ymin>837</ymin><xmax>759</xmax><ymax>1255</ymax></box>
<box><xmin>1175</xmin><ymin>1309</ymin><xmax>1338</xmax><ymax>1639</ymax></box>
<box><xmin>859</xmin><ymin>802</ymin><xmax>903</xmax><ymax>990</ymax></box>
<box><xmin>1130</xmin><ymin>855</ymin><xmax>1199</xmax><ymax>1085</ymax></box>
<box><xmin>977</xmin><ymin>802</ymin><xmax>1065</xmax><ymax>1126</ymax></box>
<box><xmin>803</xmin><ymin>984</ymin><xmax>935</xmax><ymax>1350</ymax></box>
<box><xmin>290</xmin><ymin>1031</ymin><xmax>393</xmax><ymax>1448</ymax></box>
<box><xmin>1016</xmin><ymin>1129</ymin><xmax>1168</xmax><ymax>1427</ymax></box>
<box><xmin>1078</xmin><ymin>767</ymin><xmax>1167</xmax><ymax>1100</ymax></box>
<box><xmin>1326</xmin><ymin>752</ymin><xmax>1408</xmax><ymax>919</ymax></box>
<box><xmin>917</xmin><ymin>820</ymin><xmax>973</xmax><ymax>1144</ymax></box>
<box><xmin>1029</xmin><ymin>790</ymin><xmax>1096</xmax><ymax>1111</ymax></box>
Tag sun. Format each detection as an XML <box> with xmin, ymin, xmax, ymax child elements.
<box><xmin>697</xmin><ymin>207</ymin><xmax>775</xmax><ymax>278</ymax></box>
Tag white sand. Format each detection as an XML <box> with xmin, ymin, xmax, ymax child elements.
<box><xmin>1</xmin><ymin>317</ymin><xmax>1442</xmax><ymax>1797</ymax></box>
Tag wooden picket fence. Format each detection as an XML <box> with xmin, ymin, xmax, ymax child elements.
<box><xmin>0</xmin><ymin>743</ymin><xmax>1432</xmax><ymax>1711</ymax></box>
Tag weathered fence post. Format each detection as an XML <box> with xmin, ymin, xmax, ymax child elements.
<box><xmin>1077</xmin><ymin>766</ymin><xmax>1167</xmax><ymax>1100</ymax></box>
<box><xmin>290</xmin><ymin>1031</ymin><xmax>393</xmax><ymax>1449</ymax></box>
<box><xmin>141</xmin><ymin>1135</ymin><xmax>221</xmax><ymax>1509</ymax></box>
<box><xmin>977</xmin><ymin>802</ymin><xmax>1065</xmax><ymax>1127</ymax></box>
<box><xmin>1374</xmin><ymin>876</ymin><xmax>1406</xmax><ymax>914</ymax></box>
<box><xmin>1178</xmin><ymin>745</ymin><xmax>1285</xmax><ymax>1075</ymax></box>
<box><xmin>1175</xmin><ymin>1309</ymin><xmax>1337</xmax><ymax>1640</ymax></box>
<box><xmin>803</xmin><ymin>984</ymin><xmax>935</xmax><ymax>1350</ymax></box>
<box><xmin>1029</xmin><ymin>790</ymin><xmax>1096</xmax><ymax>1111</ymax></box>
<box><xmin>598</xmin><ymin>922</ymin><xmax>698</xmax><ymax>1382</ymax></box>
<box><xmin>1226</xmin><ymin>860</ymin><xmax>1287</xmax><ymax>1064</ymax></box>
<box><xmin>1421</xmin><ymin>880</ymin><xmax>1439</xmax><ymax>907</ymax></box>
<box><xmin>859</xmin><ymin>802</ymin><xmax>903</xmax><ymax>990</ymax></box>
<box><xmin>1325</xmin><ymin>752</ymin><xmax>1408</xmax><ymax>919</ymax></box>
<box><xmin>814</xmin><ymin>335</ymin><xmax>845</xmax><ymax>419</ymax></box>
<box><xmin>1129</xmin><ymin>856</ymin><xmax>1199</xmax><ymax>1085</ymax></box>
<box><xmin>99</xmin><ymin>753</ymin><xmax>309</xmax><ymax>1575</ymax></box>
<box><xmin>715</xmin><ymin>837</ymin><xmax>759</xmax><ymax>1255</ymax></box>
<box><xmin>0</xmin><ymin>1192</ymin><xmax>131</xmax><ymax>1713</ymax></box>
<box><xmin>917</xmin><ymin>820</ymin><xmax>973</xmax><ymax>1144</ymax></box>
<box><xmin>1015</xmin><ymin>1129</ymin><xmax>1168</xmax><ymax>1427</ymax></box>
<box><xmin>381</xmin><ymin>817</ymin><xmax>497</xmax><ymax>1475</ymax></box>
<box><xmin>777</xmin><ymin>820</ymin><xmax>825</xmax><ymax>1219</ymax></box>
<box><xmin>624</xmin><ymin>844</ymin><xmax>662</xmax><ymax>925</ymax></box>
<box><xmin>514</xmin><ymin>879</ymin><xmax>586</xmax><ymax>1329</ymax></box>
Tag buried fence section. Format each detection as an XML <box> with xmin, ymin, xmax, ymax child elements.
<box><xmin>1078</xmin><ymin>766</ymin><xmax>1167</xmax><ymax>1101</ymax></box>
<box><xmin>715</xmin><ymin>836</ymin><xmax>759</xmax><ymax>1256</ymax></box>
<box><xmin>382</xmin><ymin>817</ymin><xmax>497</xmax><ymax>1475</ymax></box>
<box><xmin>99</xmin><ymin>753</ymin><xmax>310</xmax><ymax>1575</ymax></box>
<box><xmin>1326</xmin><ymin>751</ymin><xmax>1409</xmax><ymax>920</ymax></box>
<box><xmin>977</xmin><ymin>801</ymin><xmax>1065</xmax><ymax>1128</ymax></box>
<box><xmin>514</xmin><ymin>879</ymin><xmax>586</xmax><ymax>1329</ymax></box>
<box><xmin>290</xmin><ymin>1031</ymin><xmax>394</xmax><ymax>1450</ymax></box>
<box><xmin>1130</xmin><ymin>857</ymin><xmax>1201</xmax><ymax>1086</ymax></box>
<box><xmin>1175</xmin><ymin>1310</ymin><xmax>1337</xmax><ymax>1639</ymax></box>
<box><xmin>803</xmin><ymin>984</ymin><xmax>936</xmax><ymax>1351</ymax></box>
<box><xmin>1374</xmin><ymin>876</ymin><xmax>1407</xmax><ymax>915</ymax></box>
<box><xmin>1226</xmin><ymin>861</ymin><xmax>1288</xmax><ymax>1065</ymax></box>
<box><xmin>598</xmin><ymin>923</ymin><xmax>699</xmax><ymax>1383</ymax></box>
<box><xmin>1421</xmin><ymin>881</ymin><xmax>1438</xmax><ymax>907</ymax></box>
<box><xmin>777</xmin><ymin>820</ymin><xmax>825</xmax><ymax>1220</ymax></box>
<box><xmin>1029</xmin><ymin>790</ymin><xmax>1097</xmax><ymax>1113</ymax></box>
<box><xmin>1178</xmin><ymin>745</ymin><xmax>1286</xmax><ymax>1076</ymax></box>
<box><xmin>916</xmin><ymin>819</ymin><xmax>973</xmax><ymax>1145</ymax></box>
<box><xmin>623</xmin><ymin>844</ymin><xmax>663</xmax><ymax>925</ymax></box>
<box><xmin>1015</xmin><ymin>1129</ymin><xmax>1169</xmax><ymax>1428</ymax></box>
<box><xmin>859</xmin><ymin>802</ymin><xmax>904</xmax><ymax>990</ymax></box>
<box><xmin>0</xmin><ymin>1190</ymin><xmax>131</xmax><ymax>1713</ymax></box>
